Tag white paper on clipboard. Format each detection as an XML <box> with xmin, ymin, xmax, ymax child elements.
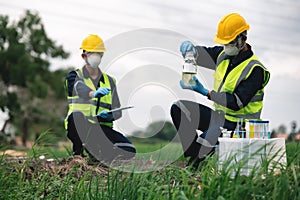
<box><xmin>107</xmin><ymin>106</ymin><xmax>134</xmax><ymax>114</ymax></box>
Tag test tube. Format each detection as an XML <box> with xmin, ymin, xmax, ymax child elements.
<box><xmin>236</xmin><ymin>120</ymin><xmax>240</xmax><ymax>138</ymax></box>
<box><xmin>234</xmin><ymin>119</ymin><xmax>243</xmax><ymax>138</ymax></box>
<box><xmin>241</xmin><ymin>120</ymin><xmax>246</xmax><ymax>138</ymax></box>
<box><xmin>255</xmin><ymin>120</ymin><xmax>262</xmax><ymax>138</ymax></box>
<box><xmin>262</xmin><ymin>120</ymin><xmax>269</xmax><ymax>139</ymax></box>
<box><xmin>249</xmin><ymin>120</ymin><xmax>255</xmax><ymax>138</ymax></box>
<box><xmin>253</xmin><ymin>120</ymin><xmax>269</xmax><ymax>139</ymax></box>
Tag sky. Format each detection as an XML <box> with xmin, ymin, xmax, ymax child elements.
<box><xmin>0</xmin><ymin>0</ymin><xmax>300</xmax><ymax>134</ymax></box>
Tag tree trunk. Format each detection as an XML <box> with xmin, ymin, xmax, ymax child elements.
<box><xmin>0</xmin><ymin>119</ymin><xmax>9</xmax><ymax>135</ymax></box>
<box><xmin>21</xmin><ymin>117</ymin><xmax>29</xmax><ymax>147</ymax></box>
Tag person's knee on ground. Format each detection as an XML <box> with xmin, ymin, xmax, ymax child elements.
<box><xmin>67</xmin><ymin>112</ymin><xmax>86</xmax><ymax>156</ymax></box>
<box><xmin>98</xmin><ymin>125</ymin><xmax>136</xmax><ymax>161</ymax></box>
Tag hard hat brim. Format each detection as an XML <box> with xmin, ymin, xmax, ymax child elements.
<box><xmin>80</xmin><ymin>47</ymin><xmax>106</xmax><ymax>52</ymax></box>
<box><xmin>213</xmin><ymin>35</ymin><xmax>232</xmax><ymax>45</ymax></box>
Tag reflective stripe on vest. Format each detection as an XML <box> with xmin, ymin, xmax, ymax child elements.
<box><xmin>213</xmin><ymin>51</ymin><xmax>270</xmax><ymax>122</ymax></box>
<box><xmin>64</xmin><ymin>68</ymin><xmax>115</xmax><ymax>129</ymax></box>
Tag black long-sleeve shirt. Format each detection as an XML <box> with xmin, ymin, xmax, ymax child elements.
<box><xmin>66</xmin><ymin>66</ymin><xmax>121</xmax><ymax>120</ymax></box>
<box><xmin>195</xmin><ymin>44</ymin><xmax>265</xmax><ymax>111</ymax></box>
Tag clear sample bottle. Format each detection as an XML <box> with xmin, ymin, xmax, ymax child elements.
<box><xmin>182</xmin><ymin>51</ymin><xmax>197</xmax><ymax>86</ymax></box>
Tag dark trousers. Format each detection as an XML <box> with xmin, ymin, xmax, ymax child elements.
<box><xmin>67</xmin><ymin>112</ymin><xmax>136</xmax><ymax>161</ymax></box>
<box><xmin>170</xmin><ymin>100</ymin><xmax>236</xmax><ymax>161</ymax></box>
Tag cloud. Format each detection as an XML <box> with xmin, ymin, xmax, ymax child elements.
<box><xmin>1</xmin><ymin>0</ymin><xmax>300</xmax><ymax>132</ymax></box>
<box><xmin>262</xmin><ymin>51</ymin><xmax>300</xmax><ymax>80</ymax></box>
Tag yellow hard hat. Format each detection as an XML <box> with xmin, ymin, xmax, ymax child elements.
<box><xmin>214</xmin><ymin>13</ymin><xmax>250</xmax><ymax>44</ymax></box>
<box><xmin>80</xmin><ymin>34</ymin><xmax>106</xmax><ymax>52</ymax></box>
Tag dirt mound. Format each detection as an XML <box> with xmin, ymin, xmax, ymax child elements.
<box><xmin>0</xmin><ymin>149</ymin><xmax>27</xmax><ymax>157</ymax></box>
<box><xmin>2</xmin><ymin>156</ymin><xmax>108</xmax><ymax>180</ymax></box>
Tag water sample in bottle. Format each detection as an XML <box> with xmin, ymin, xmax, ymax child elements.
<box><xmin>182</xmin><ymin>51</ymin><xmax>197</xmax><ymax>86</ymax></box>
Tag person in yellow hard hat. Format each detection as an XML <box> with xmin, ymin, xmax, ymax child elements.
<box><xmin>64</xmin><ymin>34</ymin><xmax>136</xmax><ymax>162</ymax></box>
<box><xmin>170</xmin><ymin>13</ymin><xmax>270</xmax><ymax>168</ymax></box>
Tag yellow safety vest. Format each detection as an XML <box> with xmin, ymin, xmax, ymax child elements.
<box><xmin>64</xmin><ymin>68</ymin><xmax>115</xmax><ymax>129</ymax></box>
<box><xmin>214</xmin><ymin>51</ymin><xmax>270</xmax><ymax>122</ymax></box>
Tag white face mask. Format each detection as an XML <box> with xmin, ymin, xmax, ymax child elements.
<box><xmin>224</xmin><ymin>37</ymin><xmax>245</xmax><ymax>56</ymax></box>
<box><xmin>224</xmin><ymin>43</ymin><xmax>240</xmax><ymax>56</ymax></box>
<box><xmin>87</xmin><ymin>53</ymin><xmax>102</xmax><ymax>68</ymax></box>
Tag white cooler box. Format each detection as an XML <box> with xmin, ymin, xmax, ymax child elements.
<box><xmin>218</xmin><ymin>138</ymin><xmax>287</xmax><ymax>176</ymax></box>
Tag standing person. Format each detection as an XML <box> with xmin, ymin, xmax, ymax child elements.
<box><xmin>65</xmin><ymin>34</ymin><xmax>136</xmax><ymax>162</ymax></box>
<box><xmin>171</xmin><ymin>13</ymin><xmax>270</xmax><ymax>168</ymax></box>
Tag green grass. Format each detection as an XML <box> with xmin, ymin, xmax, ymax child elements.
<box><xmin>134</xmin><ymin>141</ymin><xmax>173</xmax><ymax>153</ymax></box>
<box><xmin>0</xmin><ymin>133</ymin><xmax>299</xmax><ymax>199</ymax></box>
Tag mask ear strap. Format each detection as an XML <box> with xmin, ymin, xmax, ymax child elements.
<box><xmin>237</xmin><ymin>36</ymin><xmax>245</xmax><ymax>51</ymax></box>
<box><xmin>84</xmin><ymin>52</ymin><xmax>90</xmax><ymax>66</ymax></box>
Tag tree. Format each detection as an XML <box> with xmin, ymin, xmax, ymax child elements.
<box><xmin>277</xmin><ymin>124</ymin><xmax>287</xmax><ymax>134</ymax></box>
<box><xmin>0</xmin><ymin>10</ymin><xmax>69</xmax><ymax>146</ymax></box>
<box><xmin>144</xmin><ymin>121</ymin><xmax>177</xmax><ymax>141</ymax></box>
<box><xmin>288</xmin><ymin>121</ymin><xmax>297</xmax><ymax>142</ymax></box>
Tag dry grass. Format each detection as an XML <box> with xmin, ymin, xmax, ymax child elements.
<box><xmin>2</xmin><ymin>155</ymin><xmax>108</xmax><ymax>181</ymax></box>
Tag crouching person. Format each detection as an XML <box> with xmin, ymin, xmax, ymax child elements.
<box><xmin>64</xmin><ymin>34</ymin><xmax>136</xmax><ymax>163</ymax></box>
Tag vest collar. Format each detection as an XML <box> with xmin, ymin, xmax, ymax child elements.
<box><xmin>82</xmin><ymin>66</ymin><xmax>105</xmax><ymax>83</ymax></box>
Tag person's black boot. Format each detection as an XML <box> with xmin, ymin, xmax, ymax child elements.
<box><xmin>186</xmin><ymin>156</ymin><xmax>205</xmax><ymax>169</ymax></box>
<box><xmin>73</xmin><ymin>145</ymin><xmax>84</xmax><ymax>157</ymax></box>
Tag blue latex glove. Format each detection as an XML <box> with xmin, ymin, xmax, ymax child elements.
<box><xmin>180</xmin><ymin>41</ymin><xmax>197</xmax><ymax>57</ymax></box>
<box><xmin>98</xmin><ymin>110</ymin><xmax>114</xmax><ymax>121</ymax></box>
<box><xmin>93</xmin><ymin>88</ymin><xmax>111</xmax><ymax>98</ymax></box>
<box><xmin>180</xmin><ymin>76</ymin><xmax>209</xmax><ymax>96</ymax></box>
